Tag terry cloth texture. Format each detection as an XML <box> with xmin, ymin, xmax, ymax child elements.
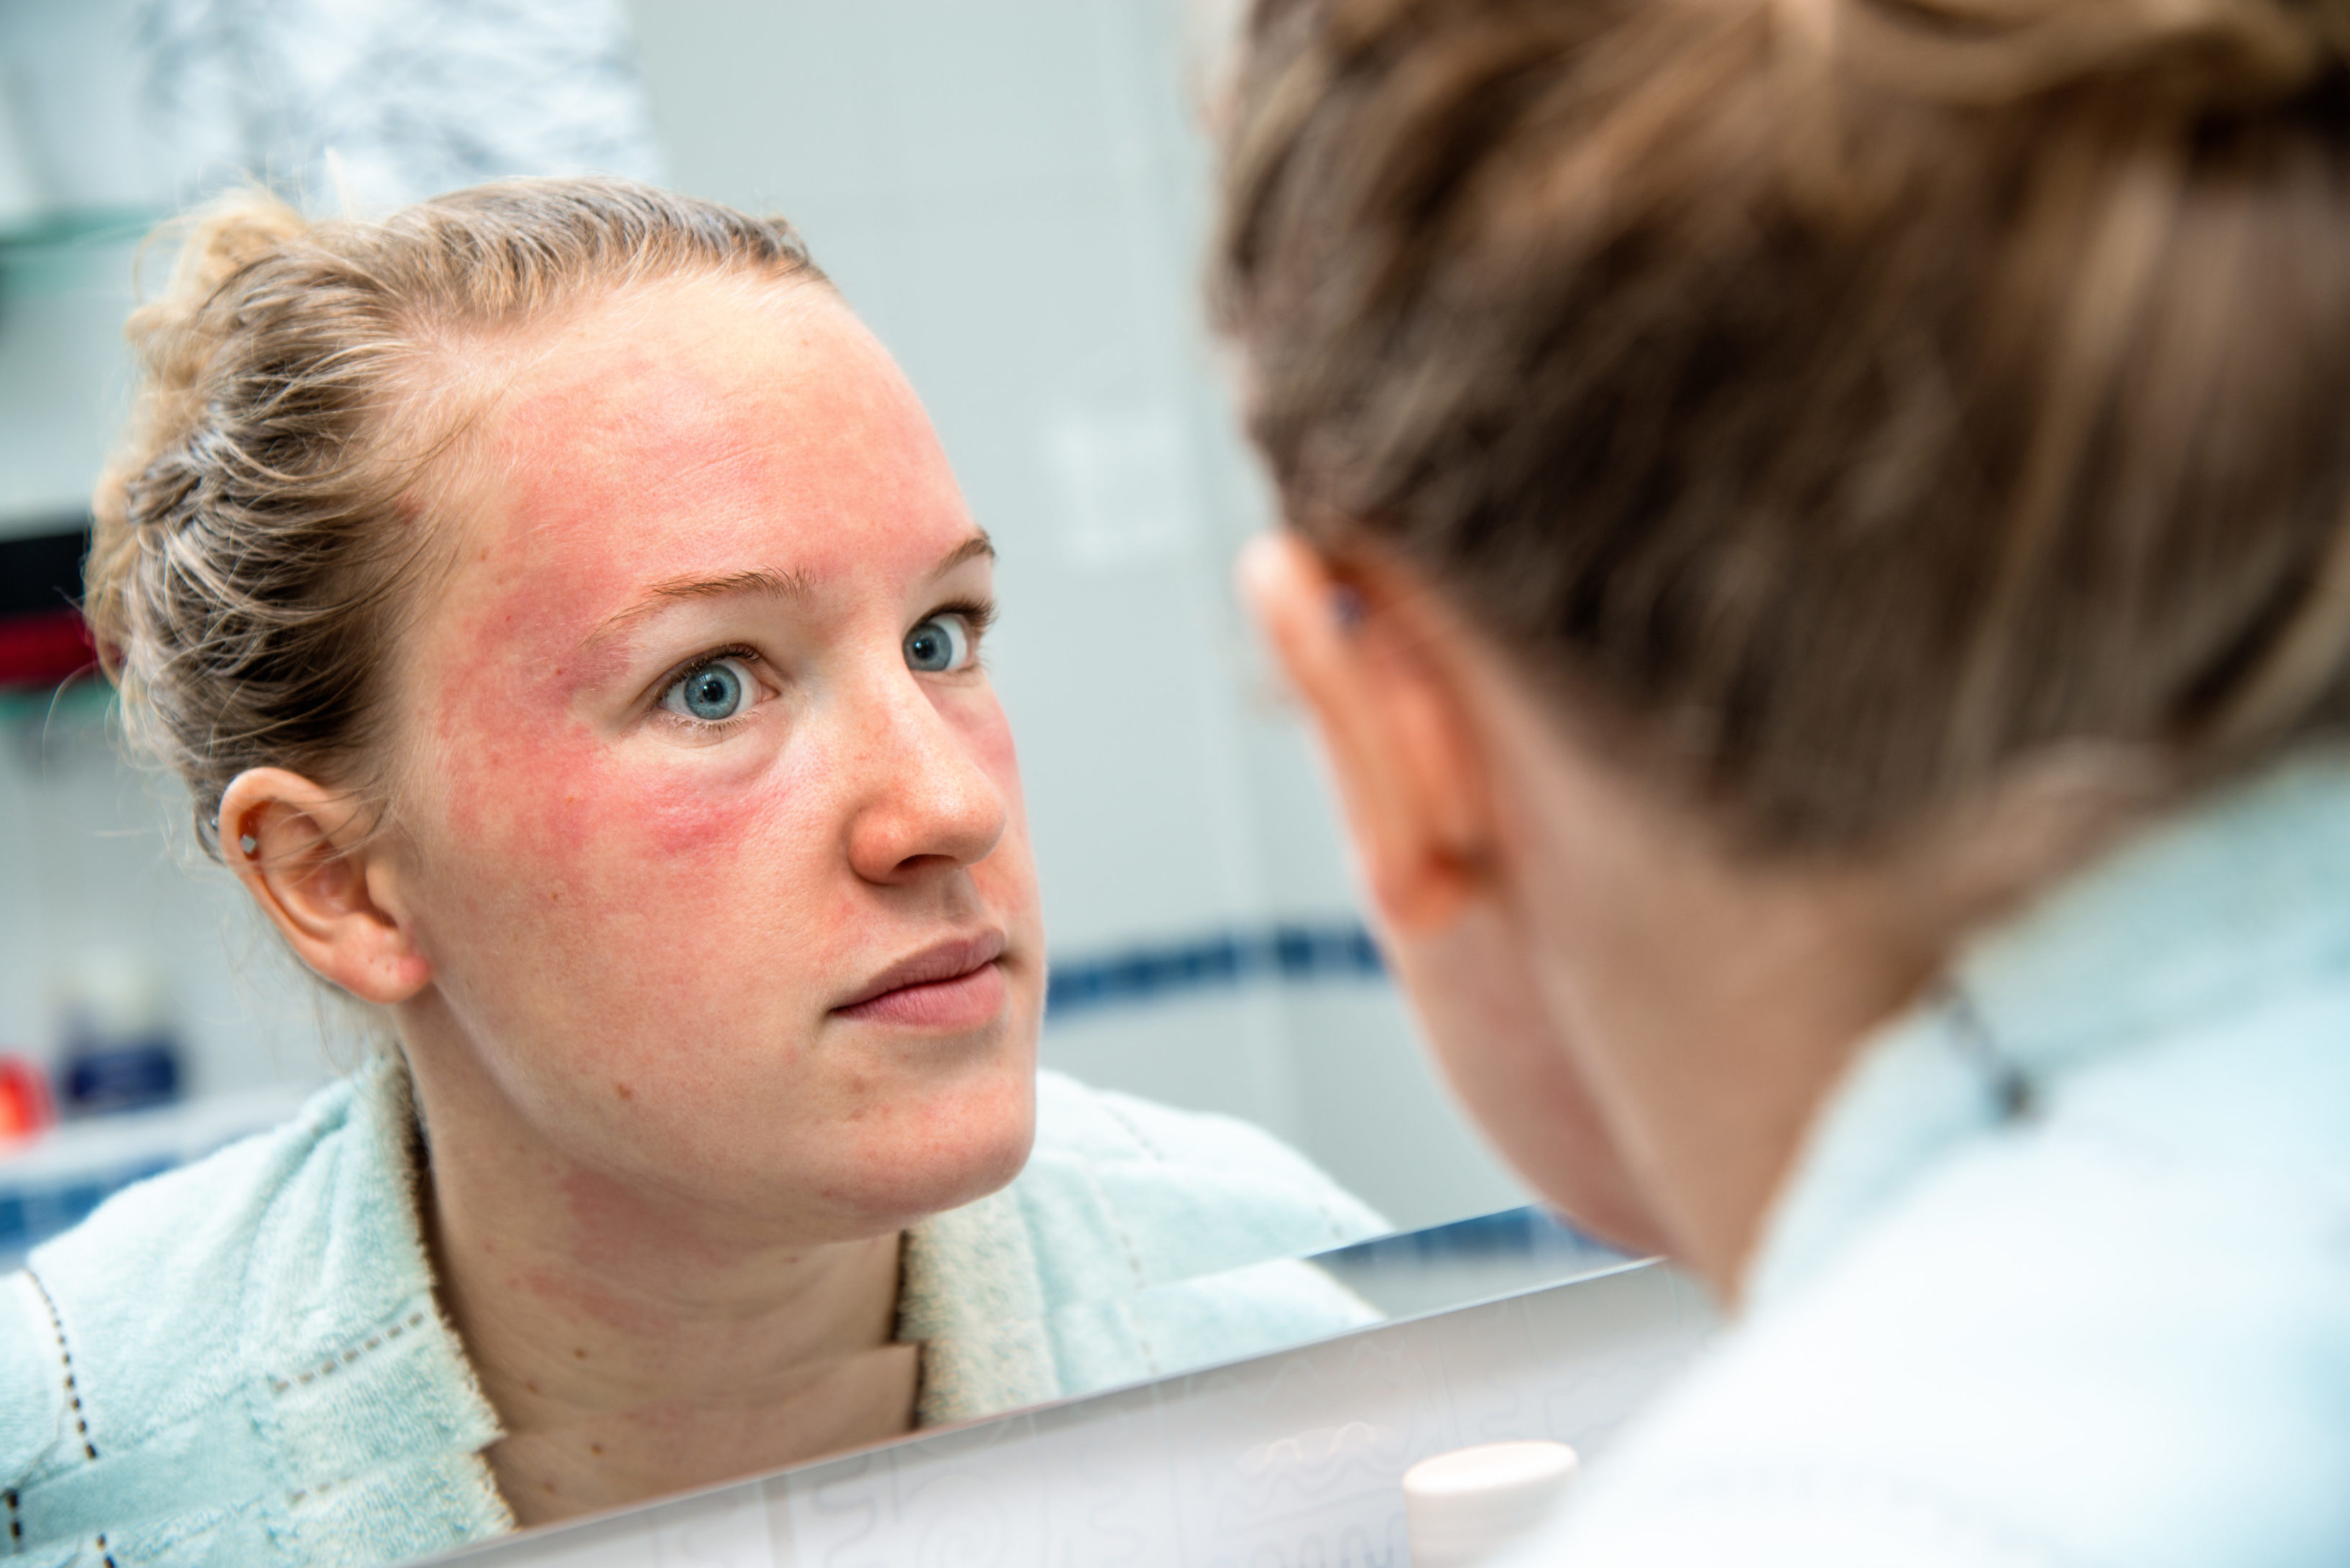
<box><xmin>0</xmin><ymin>1059</ymin><xmax>1383</xmax><ymax>1567</ymax></box>
<box><xmin>1499</xmin><ymin>756</ymin><xmax>2350</xmax><ymax>1568</ymax></box>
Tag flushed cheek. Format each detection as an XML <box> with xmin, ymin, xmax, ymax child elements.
<box><xmin>635</xmin><ymin>756</ymin><xmax>791</xmax><ymax>862</ymax></box>
<box><xmin>435</xmin><ymin>740</ymin><xmax>845</xmax><ymax>1020</ymax></box>
<box><xmin>432</xmin><ymin>712</ymin><xmax>623</xmax><ymax>886</ymax></box>
<box><xmin>426</xmin><ymin>659</ymin><xmax>752</xmax><ymax>892</ymax></box>
<box><xmin>425</xmin><ymin>636</ymin><xmax>625</xmax><ymax>856</ymax></box>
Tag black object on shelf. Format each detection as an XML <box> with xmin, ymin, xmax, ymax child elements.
<box><xmin>0</xmin><ymin>521</ymin><xmax>95</xmax><ymax>689</ymax></box>
<box><xmin>0</xmin><ymin>522</ymin><xmax>88</xmax><ymax>617</ymax></box>
<box><xmin>60</xmin><ymin>1041</ymin><xmax>183</xmax><ymax>1119</ymax></box>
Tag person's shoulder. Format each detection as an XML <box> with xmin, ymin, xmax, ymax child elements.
<box><xmin>1026</xmin><ymin>1068</ymin><xmax>1388</xmax><ymax>1260</ymax></box>
<box><xmin>1544</xmin><ymin>1122</ymin><xmax>2350</xmax><ymax>1568</ymax></box>
<box><xmin>4</xmin><ymin>1058</ymin><xmax>398</xmax><ymax>1472</ymax></box>
<box><xmin>29</xmin><ymin>1064</ymin><xmax>379</xmax><ymax>1294</ymax></box>
<box><xmin>0</xmin><ymin>1053</ymin><xmax>506</xmax><ymax>1561</ymax></box>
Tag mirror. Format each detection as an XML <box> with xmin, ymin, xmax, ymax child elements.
<box><xmin>0</xmin><ymin>0</ymin><xmax>1562</xmax><ymax>1560</ymax></box>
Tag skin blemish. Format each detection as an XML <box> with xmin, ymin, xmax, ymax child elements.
<box><xmin>614</xmin><ymin>1082</ymin><xmax>632</xmax><ymax>1101</ymax></box>
<box><xmin>589</xmin><ymin>1444</ymin><xmax>604</xmax><ymax>1457</ymax></box>
<box><xmin>574</xmin><ymin>1348</ymin><xmax>589</xmax><ymax>1360</ymax></box>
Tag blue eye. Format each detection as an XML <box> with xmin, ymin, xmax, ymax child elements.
<box><xmin>661</xmin><ymin>656</ymin><xmax>757</xmax><ymax>723</ymax></box>
<box><xmin>905</xmin><ymin>614</ymin><xmax>973</xmax><ymax>674</ymax></box>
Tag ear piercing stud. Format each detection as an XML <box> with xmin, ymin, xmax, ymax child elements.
<box><xmin>239</xmin><ymin>834</ymin><xmax>259</xmax><ymax>857</ymax></box>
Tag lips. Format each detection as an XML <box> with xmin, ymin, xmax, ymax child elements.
<box><xmin>833</xmin><ymin>931</ymin><xmax>1010</xmax><ymax>1029</ymax></box>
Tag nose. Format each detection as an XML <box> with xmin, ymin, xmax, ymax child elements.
<box><xmin>841</xmin><ymin>669</ymin><xmax>1009</xmax><ymax>886</ymax></box>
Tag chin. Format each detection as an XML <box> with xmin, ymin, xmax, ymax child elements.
<box><xmin>817</xmin><ymin>1072</ymin><xmax>1038</xmax><ymax>1237</ymax></box>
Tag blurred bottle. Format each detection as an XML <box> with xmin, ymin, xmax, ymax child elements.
<box><xmin>0</xmin><ymin>1056</ymin><xmax>52</xmax><ymax>1145</ymax></box>
<box><xmin>53</xmin><ymin>950</ymin><xmax>184</xmax><ymax>1118</ymax></box>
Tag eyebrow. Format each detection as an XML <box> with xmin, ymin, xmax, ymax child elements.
<box><xmin>581</xmin><ymin>530</ymin><xmax>996</xmax><ymax>648</ymax></box>
<box><xmin>935</xmin><ymin>531</ymin><xmax>996</xmax><ymax>576</ymax></box>
<box><xmin>583</xmin><ymin>567</ymin><xmax>811</xmax><ymax>647</ymax></box>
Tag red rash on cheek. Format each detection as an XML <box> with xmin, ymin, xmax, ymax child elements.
<box><xmin>637</xmin><ymin>769</ymin><xmax>768</xmax><ymax>859</ymax></box>
<box><xmin>428</xmin><ymin>610</ymin><xmax>614</xmax><ymax>870</ymax></box>
<box><xmin>425</xmin><ymin>348</ymin><xmax>795</xmax><ymax>867</ymax></box>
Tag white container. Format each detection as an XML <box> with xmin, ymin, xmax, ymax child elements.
<box><xmin>1404</xmin><ymin>1439</ymin><xmax>1580</xmax><ymax>1567</ymax></box>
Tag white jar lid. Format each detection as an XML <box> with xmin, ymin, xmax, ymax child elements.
<box><xmin>1404</xmin><ymin>1439</ymin><xmax>1580</xmax><ymax>1567</ymax></box>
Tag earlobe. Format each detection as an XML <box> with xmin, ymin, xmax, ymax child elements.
<box><xmin>218</xmin><ymin>768</ymin><xmax>433</xmax><ymax>1005</ymax></box>
<box><xmin>1238</xmin><ymin>532</ymin><xmax>1496</xmax><ymax>933</ymax></box>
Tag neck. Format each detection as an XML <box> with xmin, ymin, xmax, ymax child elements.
<box><xmin>395</xmin><ymin>1007</ymin><xmax>918</xmax><ymax>1526</ymax></box>
<box><xmin>1480</xmin><ymin>693</ymin><xmax>1957</xmax><ymax>1300</ymax></box>
<box><xmin>1557</xmin><ymin>852</ymin><xmax>1943</xmax><ymax>1296</ymax></box>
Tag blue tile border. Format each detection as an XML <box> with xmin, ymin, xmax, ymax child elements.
<box><xmin>1043</xmin><ymin>921</ymin><xmax>1386</xmax><ymax>1021</ymax></box>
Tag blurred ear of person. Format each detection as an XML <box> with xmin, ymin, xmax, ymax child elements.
<box><xmin>1244</xmin><ymin>531</ymin><xmax>1687</xmax><ymax>1263</ymax></box>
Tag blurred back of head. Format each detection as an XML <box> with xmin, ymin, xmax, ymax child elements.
<box><xmin>1214</xmin><ymin>0</ymin><xmax>2350</xmax><ymax>853</ymax></box>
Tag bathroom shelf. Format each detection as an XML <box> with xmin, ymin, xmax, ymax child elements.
<box><xmin>0</xmin><ymin>675</ymin><xmax>109</xmax><ymax>729</ymax></box>
<box><xmin>0</xmin><ymin>204</ymin><xmax>162</xmax><ymax>252</ymax></box>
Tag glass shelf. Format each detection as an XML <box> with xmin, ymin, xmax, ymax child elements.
<box><xmin>0</xmin><ymin>205</ymin><xmax>163</xmax><ymax>249</ymax></box>
<box><xmin>0</xmin><ymin>675</ymin><xmax>110</xmax><ymax>731</ymax></box>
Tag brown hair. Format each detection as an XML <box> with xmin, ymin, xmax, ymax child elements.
<box><xmin>87</xmin><ymin>177</ymin><xmax>824</xmax><ymax>857</ymax></box>
<box><xmin>1214</xmin><ymin>0</ymin><xmax>2350</xmax><ymax>850</ymax></box>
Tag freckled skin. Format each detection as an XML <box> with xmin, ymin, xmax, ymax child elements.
<box><xmin>364</xmin><ymin>276</ymin><xmax>1038</xmax><ymax>1519</ymax></box>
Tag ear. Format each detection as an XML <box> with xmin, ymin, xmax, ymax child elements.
<box><xmin>1240</xmin><ymin>532</ymin><xmax>1494</xmax><ymax>932</ymax></box>
<box><xmin>218</xmin><ymin>768</ymin><xmax>433</xmax><ymax>1005</ymax></box>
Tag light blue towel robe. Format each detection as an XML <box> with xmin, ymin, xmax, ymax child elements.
<box><xmin>0</xmin><ymin>1060</ymin><xmax>1383</xmax><ymax>1566</ymax></box>
<box><xmin>1506</xmin><ymin>757</ymin><xmax>2350</xmax><ymax>1566</ymax></box>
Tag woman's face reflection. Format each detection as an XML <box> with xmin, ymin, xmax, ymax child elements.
<box><xmin>388</xmin><ymin>273</ymin><xmax>1043</xmax><ymax>1242</ymax></box>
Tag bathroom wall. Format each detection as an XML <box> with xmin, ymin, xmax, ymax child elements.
<box><xmin>0</xmin><ymin>0</ymin><xmax>1530</xmax><ymax>1232</ymax></box>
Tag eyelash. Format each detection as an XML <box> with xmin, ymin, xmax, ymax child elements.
<box><xmin>930</xmin><ymin>597</ymin><xmax>997</xmax><ymax>660</ymax></box>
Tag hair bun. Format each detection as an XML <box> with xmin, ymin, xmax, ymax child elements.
<box><xmin>1817</xmin><ymin>0</ymin><xmax>2350</xmax><ymax>109</ymax></box>
<box><xmin>124</xmin><ymin>191</ymin><xmax>308</xmax><ymax>382</ymax></box>
<box><xmin>89</xmin><ymin>191</ymin><xmax>309</xmax><ymax>685</ymax></box>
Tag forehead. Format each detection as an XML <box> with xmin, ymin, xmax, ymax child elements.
<box><xmin>455</xmin><ymin>274</ymin><xmax>965</xmax><ymax>587</ymax></box>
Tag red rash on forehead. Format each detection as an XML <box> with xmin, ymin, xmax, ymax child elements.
<box><xmin>469</xmin><ymin>287</ymin><xmax>944</xmax><ymax>673</ymax></box>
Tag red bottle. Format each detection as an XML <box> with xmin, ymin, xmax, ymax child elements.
<box><xmin>0</xmin><ymin>1057</ymin><xmax>55</xmax><ymax>1145</ymax></box>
